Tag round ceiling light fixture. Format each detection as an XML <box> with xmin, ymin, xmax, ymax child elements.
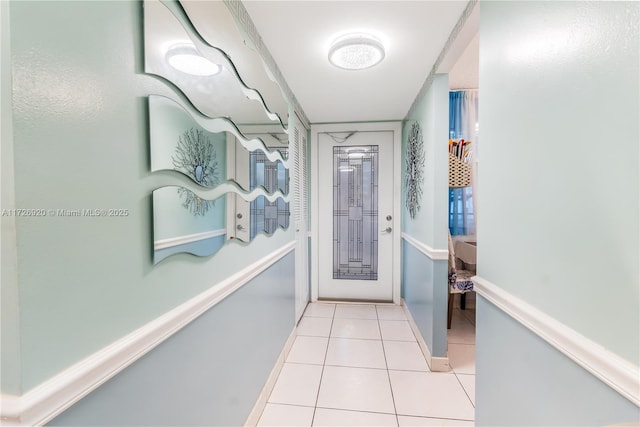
<box><xmin>166</xmin><ymin>44</ymin><xmax>221</xmax><ymax>76</ymax></box>
<box><xmin>328</xmin><ymin>33</ymin><xmax>385</xmax><ymax>70</ymax></box>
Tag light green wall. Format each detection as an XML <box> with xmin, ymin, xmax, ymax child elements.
<box><xmin>478</xmin><ymin>1</ymin><xmax>639</xmax><ymax>364</ymax></box>
<box><xmin>402</xmin><ymin>74</ymin><xmax>449</xmax><ymax>250</ymax></box>
<box><xmin>6</xmin><ymin>0</ymin><xmax>293</xmax><ymax>392</ymax></box>
<box><xmin>1</xmin><ymin>0</ymin><xmax>22</xmax><ymax>395</ymax></box>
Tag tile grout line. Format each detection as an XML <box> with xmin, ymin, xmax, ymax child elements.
<box><xmin>451</xmin><ymin>305</ymin><xmax>477</xmax><ymax>412</ymax></box>
<box><xmin>376</xmin><ymin>306</ymin><xmax>401</xmax><ymax>427</ymax></box>
<box><xmin>310</xmin><ymin>304</ymin><xmax>336</xmax><ymax>426</ymax></box>
<box><xmin>453</xmin><ymin>371</ymin><xmax>476</xmax><ymax>409</ymax></box>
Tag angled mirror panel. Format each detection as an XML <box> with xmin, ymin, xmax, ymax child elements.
<box><xmin>150</xmin><ymin>95</ymin><xmax>226</xmax><ymax>189</ymax></box>
<box><xmin>149</xmin><ymin>95</ymin><xmax>288</xmax><ymax>194</ymax></box>
<box><xmin>144</xmin><ymin>0</ymin><xmax>280</xmax><ymax>126</ymax></box>
<box><xmin>229</xmin><ymin>129</ymin><xmax>289</xmax><ymax>195</ymax></box>
<box><xmin>228</xmin><ymin>193</ymin><xmax>290</xmax><ymax>243</ymax></box>
<box><xmin>153</xmin><ymin>186</ymin><xmax>290</xmax><ymax>262</ymax></box>
<box><xmin>179</xmin><ymin>0</ymin><xmax>289</xmax><ymax>128</ymax></box>
<box><xmin>249</xmin><ymin>195</ymin><xmax>290</xmax><ymax>240</ymax></box>
<box><xmin>250</xmin><ymin>150</ymin><xmax>289</xmax><ymax>197</ymax></box>
<box><xmin>240</xmin><ymin>126</ymin><xmax>290</xmax><ymax>161</ymax></box>
<box><xmin>153</xmin><ymin>186</ymin><xmax>227</xmax><ymax>264</ymax></box>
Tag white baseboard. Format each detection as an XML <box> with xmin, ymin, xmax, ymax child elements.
<box><xmin>401</xmin><ymin>233</ymin><xmax>448</xmax><ymax>261</ymax></box>
<box><xmin>0</xmin><ymin>241</ymin><xmax>296</xmax><ymax>427</ymax></box>
<box><xmin>244</xmin><ymin>328</ymin><xmax>297</xmax><ymax>427</ymax></box>
<box><xmin>430</xmin><ymin>356</ymin><xmax>451</xmax><ymax>372</ymax></box>
<box><xmin>473</xmin><ymin>275</ymin><xmax>640</xmax><ymax>407</ymax></box>
<box><xmin>401</xmin><ymin>299</ymin><xmax>450</xmax><ymax>372</ymax></box>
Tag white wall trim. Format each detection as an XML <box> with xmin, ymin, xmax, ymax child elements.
<box><xmin>473</xmin><ymin>275</ymin><xmax>640</xmax><ymax>407</ymax></box>
<box><xmin>0</xmin><ymin>394</ymin><xmax>20</xmax><ymax>425</ymax></box>
<box><xmin>0</xmin><ymin>241</ymin><xmax>297</xmax><ymax>427</ymax></box>
<box><xmin>153</xmin><ymin>229</ymin><xmax>226</xmax><ymax>250</ymax></box>
<box><xmin>402</xmin><ymin>233</ymin><xmax>448</xmax><ymax>261</ymax></box>
<box><xmin>401</xmin><ymin>299</ymin><xmax>450</xmax><ymax>372</ymax></box>
<box><xmin>245</xmin><ymin>328</ymin><xmax>297</xmax><ymax>426</ymax></box>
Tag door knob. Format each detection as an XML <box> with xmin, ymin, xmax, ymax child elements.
<box><xmin>237</xmin><ymin>224</ymin><xmax>246</xmax><ymax>231</ymax></box>
<box><xmin>381</xmin><ymin>227</ymin><xmax>392</xmax><ymax>233</ymax></box>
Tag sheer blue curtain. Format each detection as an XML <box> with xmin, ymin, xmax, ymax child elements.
<box><xmin>449</xmin><ymin>90</ymin><xmax>478</xmax><ymax>236</ymax></box>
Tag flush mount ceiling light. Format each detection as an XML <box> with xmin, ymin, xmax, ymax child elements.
<box><xmin>328</xmin><ymin>33</ymin><xmax>385</xmax><ymax>70</ymax></box>
<box><xmin>166</xmin><ymin>44</ymin><xmax>221</xmax><ymax>76</ymax></box>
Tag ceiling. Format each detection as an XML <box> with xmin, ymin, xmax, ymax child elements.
<box><xmin>243</xmin><ymin>1</ymin><xmax>474</xmax><ymax>124</ymax></box>
<box><xmin>448</xmin><ymin>33</ymin><xmax>479</xmax><ymax>91</ymax></box>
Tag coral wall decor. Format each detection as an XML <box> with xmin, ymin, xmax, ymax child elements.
<box><xmin>405</xmin><ymin>121</ymin><xmax>424</xmax><ymax>219</ymax></box>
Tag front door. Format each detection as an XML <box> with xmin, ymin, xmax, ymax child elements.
<box><xmin>313</xmin><ymin>123</ymin><xmax>400</xmax><ymax>302</ymax></box>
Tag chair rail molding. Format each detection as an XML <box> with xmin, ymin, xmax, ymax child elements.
<box><xmin>401</xmin><ymin>233</ymin><xmax>449</xmax><ymax>261</ymax></box>
<box><xmin>473</xmin><ymin>275</ymin><xmax>640</xmax><ymax>407</ymax></box>
<box><xmin>0</xmin><ymin>241</ymin><xmax>296</xmax><ymax>427</ymax></box>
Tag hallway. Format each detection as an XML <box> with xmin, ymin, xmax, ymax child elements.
<box><xmin>257</xmin><ymin>301</ymin><xmax>476</xmax><ymax>426</ymax></box>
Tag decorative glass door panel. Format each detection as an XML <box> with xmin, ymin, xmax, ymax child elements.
<box><xmin>316</xmin><ymin>127</ymin><xmax>396</xmax><ymax>302</ymax></box>
<box><xmin>333</xmin><ymin>146</ymin><xmax>379</xmax><ymax>280</ymax></box>
<box><xmin>250</xmin><ymin>149</ymin><xmax>289</xmax><ymax>239</ymax></box>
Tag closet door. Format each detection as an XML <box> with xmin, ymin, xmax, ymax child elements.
<box><xmin>293</xmin><ymin>117</ymin><xmax>310</xmax><ymax>322</ymax></box>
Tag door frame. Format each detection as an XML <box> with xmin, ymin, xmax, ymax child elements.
<box><xmin>310</xmin><ymin>122</ymin><xmax>402</xmax><ymax>304</ymax></box>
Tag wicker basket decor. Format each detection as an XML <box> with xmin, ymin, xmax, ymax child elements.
<box><xmin>449</xmin><ymin>153</ymin><xmax>471</xmax><ymax>188</ymax></box>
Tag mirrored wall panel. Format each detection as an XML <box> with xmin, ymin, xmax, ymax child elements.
<box><xmin>149</xmin><ymin>95</ymin><xmax>288</xmax><ymax>194</ymax></box>
<box><xmin>147</xmin><ymin>0</ymin><xmax>293</xmax><ymax>263</ymax></box>
<box><xmin>180</xmin><ymin>0</ymin><xmax>290</xmax><ymax>128</ymax></box>
<box><xmin>153</xmin><ymin>187</ymin><xmax>290</xmax><ymax>262</ymax></box>
<box><xmin>250</xmin><ymin>195</ymin><xmax>290</xmax><ymax>240</ymax></box>
<box><xmin>153</xmin><ymin>186</ymin><xmax>227</xmax><ymax>263</ymax></box>
<box><xmin>227</xmin><ymin>142</ymin><xmax>290</xmax><ymax>243</ymax></box>
<box><xmin>228</xmin><ymin>193</ymin><xmax>290</xmax><ymax>243</ymax></box>
<box><xmin>144</xmin><ymin>0</ymin><xmax>284</xmax><ymax>127</ymax></box>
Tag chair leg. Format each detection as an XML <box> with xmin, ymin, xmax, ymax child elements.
<box><xmin>460</xmin><ymin>293</ymin><xmax>466</xmax><ymax>310</ymax></box>
<box><xmin>448</xmin><ymin>293</ymin><xmax>454</xmax><ymax>329</ymax></box>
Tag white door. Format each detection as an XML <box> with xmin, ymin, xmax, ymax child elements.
<box><xmin>293</xmin><ymin>122</ymin><xmax>310</xmax><ymax>322</ymax></box>
<box><xmin>314</xmin><ymin>124</ymin><xmax>399</xmax><ymax>302</ymax></box>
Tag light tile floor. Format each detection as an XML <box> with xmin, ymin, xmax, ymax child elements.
<box><xmin>257</xmin><ymin>298</ymin><xmax>477</xmax><ymax>427</ymax></box>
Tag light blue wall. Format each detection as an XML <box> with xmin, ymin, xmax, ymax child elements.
<box><xmin>402</xmin><ymin>74</ymin><xmax>449</xmax><ymax>250</ymax></box>
<box><xmin>5</xmin><ymin>0</ymin><xmax>294</xmax><ymax>394</ymax></box>
<box><xmin>477</xmin><ymin>1</ymin><xmax>639</xmax><ymax>422</ymax></box>
<box><xmin>401</xmin><ymin>74</ymin><xmax>449</xmax><ymax>358</ymax></box>
<box><xmin>48</xmin><ymin>252</ymin><xmax>295</xmax><ymax>426</ymax></box>
<box><xmin>402</xmin><ymin>240</ymin><xmax>448</xmax><ymax>357</ymax></box>
<box><xmin>476</xmin><ymin>296</ymin><xmax>640</xmax><ymax>426</ymax></box>
<box><xmin>478</xmin><ymin>0</ymin><xmax>639</xmax><ymax>365</ymax></box>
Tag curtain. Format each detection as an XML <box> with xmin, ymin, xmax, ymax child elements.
<box><xmin>449</xmin><ymin>90</ymin><xmax>478</xmax><ymax>236</ymax></box>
